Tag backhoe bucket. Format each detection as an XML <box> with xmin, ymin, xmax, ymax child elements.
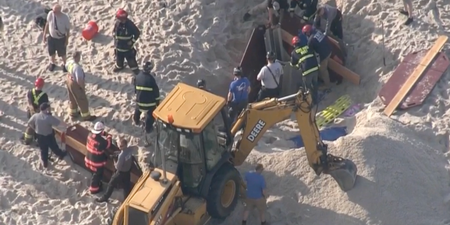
<box><xmin>327</xmin><ymin>159</ymin><xmax>357</xmax><ymax>192</ymax></box>
<box><xmin>53</xmin><ymin>124</ymin><xmax>143</xmax><ymax>188</ymax></box>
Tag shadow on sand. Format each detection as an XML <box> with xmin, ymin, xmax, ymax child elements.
<box><xmin>210</xmin><ymin>161</ymin><xmax>364</xmax><ymax>225</ymax></box>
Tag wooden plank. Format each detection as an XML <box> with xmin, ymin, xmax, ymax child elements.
<box><xmin>280</xmin><ymin>29</ymin><xmax>360</xmax><ymax>85</ymax></box>
<box><xmin>328</xmin><ymin>59</ymin><xmax>360</xmax><ymax>85</ymax></box>
<box><xmin>383</xmin><ymin>36</ymin><xmax>448</xmax><ymax>117</ymax></box>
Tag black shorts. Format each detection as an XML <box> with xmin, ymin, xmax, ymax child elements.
<box><xmin>48</xmin><ymin>36</ymin><xmax>67</xmax><ymax>57</ymax></box>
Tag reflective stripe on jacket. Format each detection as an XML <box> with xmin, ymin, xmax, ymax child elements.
<box><xmin>135</xmin><ymin>71</ymin><xmax>161</xmax><ymax>110</ymax></box>
<box><xmin>290</xmin><ymin>45</ymin><xmax>319</xmax><ymax>76</ymax></box>
<box><xmin>114</xmin><ymin>19</ymin><xmax>141</xmax><ymax>52</ymax></box>
<box><xmin>66</xmin><ymin>59</ymin><xmax>84</xmax><ymax>81</ymax></box>
<box><xmin>32</xmin><ymin>89</ymin><xmax>45</xmax><ymax>106</ymax></box>
<box><xmin>84</xmin><ymin>133</ymin><xmax>109</xmax><ymax>171</ymax></box>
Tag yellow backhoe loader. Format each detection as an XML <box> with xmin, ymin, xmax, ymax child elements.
<box><xmin>110</xmin><ymin>82</ymin><xmax>357</xmax><ymax>225</ymax></box>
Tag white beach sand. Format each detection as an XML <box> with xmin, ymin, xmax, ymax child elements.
<box><xmin>1</xmin><ymin>0</ymin><xmax>450</xmax><ymax>224</ymax></box>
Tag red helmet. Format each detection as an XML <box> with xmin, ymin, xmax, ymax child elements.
<box><xmin>291</xmin><ymin>36</ymin><xmax>300</xmax><ymax>45</ymax></box>
<box><xmin>302</xmin><ymin>25</ymin><xmax>312</xmax><ymax>34</ymax></box>
<box><xmin>116</xmin><ymin>9</ymin><xmax>128</xmax><ymax>19</ymax></box>
<box><xmin>35</xmin><ymin>77</ymin><xmax>44</xmax><ymax>88</ymax></box>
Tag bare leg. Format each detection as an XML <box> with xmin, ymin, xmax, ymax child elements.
<box><xmin>50</xmin><ymin>55</ymin><xmax>56</xmax><ymax>64</ymax></box>
<box><xmin>406</xmin><ymin>1</ymin><xmax>413</xmax><ymax>18</ymax></box>
<box><xmin>259</xmin><ymin>210</ymin><xmax>266</xmax><ymax>222</ymax></box>
<box><xmin>243</xmin><ymin>209</ymin><xmax>250</xmax><ymax>221</ymax></box>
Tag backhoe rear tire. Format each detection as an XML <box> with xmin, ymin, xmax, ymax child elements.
<box><xmin>206</xmin><ymin>163</ymin><xmax>241</xmax><ymax>219</ymax></box>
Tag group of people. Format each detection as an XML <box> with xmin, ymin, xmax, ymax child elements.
<box><xmin>85</xmin><ymin>121</ymin><xmax>134</xmax><ymax>202</ymax></box>
<box><xmin>244</xmin><ymin>0</ymin><xmax>414</xmax><ymax>30</ymax></box>
<box><xmin>21</xmin><ymin>5</ymin><xmax>162</xmax><ymax>203</ymax></box>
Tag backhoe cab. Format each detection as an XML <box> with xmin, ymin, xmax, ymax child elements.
<box><xmin>112</xmin><ymin>83</ymin><xmax>357</xmax><ymax>225</ymax></box>
<box><xmin>112</xmin><ymin>83</ymin><xmax>242</xmax><ymax>225</ymax></box>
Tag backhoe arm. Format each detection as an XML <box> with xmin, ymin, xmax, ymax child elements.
<box><xmin>231</xmin><ymin>91</ymin><xmax>357</xmax><ymax>191</ymax></box>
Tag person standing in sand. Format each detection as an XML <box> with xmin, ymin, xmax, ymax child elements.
<box><xmin>43</xmin><ymin>4</ymin><xmax>71</xmax><ymax>72</ymax></box>
<box><xmin>242</xmin><ymin>164</ymin><xmax>268</xmax><ymax>225</ymax></box>
<box><xmin>21</xmin><ymin>77</ymin><xmax>50</xmax><ymax>145</ymax></box>
<box><xmin>65</xmin><ymin>51</ymin><xmax>97</xmax><ymax>121</ymax></box>
<box><xmin>256</xmin><ymin>51</ymin><xmax>283</xmax><ymax>101</ymax></box>
<box><xmin>27</xmin><ymin>102</ymin><xmax>67</xmax><ymax>168</ymax></box>
<box><xmin>399</xmin><ymin>0</ymin><xmax>414</xmax><ymax>25</ymax></box>
<box><xmin>96</xmin><ymin>139</ymin><xmax>133</xmax><ymax>202</ymax></box>
<box><xmin>85</xmin><ymin>122</ymin><xmax>112</xmax><ymax>194</ymax></box>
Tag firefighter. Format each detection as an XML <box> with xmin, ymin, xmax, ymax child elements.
<box><xmin>65</xmin><ymin>51</ymin><xmax>97</xmax><ymax>121</ymax></box>
<box><xmin>288</xmin><ymin>0</ymin><xmax>318</xmax><ymax>22</ymax></box>
<box><xmin>96</xmin><ymin>138</ymin><xmax>133</xmax><ymax>202</ymax></box>
<box><xmin>21</xmin><ymin>77</ymin><xmax>49</xmax><ymax>145</ymax></box>
<box><xmin>113</xmin><ymin>8</ymin><xmax>141</xmax><ymax>75</ymax></box>
<box><xmin>302</xmin><ymin>24</ymin><xmax>333</xmax><ymax>89</ymax></box>
<box><xmin>134</xmin><ymin>61</ymin><xmax>161</xmax><ymax>133</ymax></box>
<box><xmin>290</xmin><ymin>35</ymin><xmax>320</xmax><ymax>104</ymax></box>
<box><xmin>85</xmin><ymin>121</ymin><xmax>111</xmax><ymax>194</ymax></box>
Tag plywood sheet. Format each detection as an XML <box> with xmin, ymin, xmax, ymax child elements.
<box><xmin>379</xmin><ymin>51</ymin><xmax>449</xmax><ymax>109</ymax></box>
<box><xmin>383</xmin><ymin>36</ymin><xmax>448</xmax><ymax>116</ymax></box>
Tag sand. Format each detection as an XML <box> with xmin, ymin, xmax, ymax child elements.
<box><xmin>1</xmin><ymin>0</ymin><xmax>450</xmax><ymax>224</ymax></box>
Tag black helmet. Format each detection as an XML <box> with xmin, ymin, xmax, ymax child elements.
<box><xmin>142</xmin><ymin>61</ymin><xmax>154</xmax><ymax>73</ymax></box>
<box><xmin>197</xmin><ymin>79</ymin><xmax>206</xmax><ymax>88</ymax></box>
<box><xmin>266</xmin><ymin>51</ymin><xmax>276</xmax><ymax>60</ymax></box>
<box><xmin>233</xmin><ymin>66</ymin><xmax>242</xmax><ymax>76</ymax></box>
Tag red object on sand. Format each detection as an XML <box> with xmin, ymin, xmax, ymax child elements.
<box><xmin>81</xmin><ymin>21</ymin><xmax>99</xmax><ymax>41</ymax></box>
<box><xmin>379</xmin><ymin>50</ymin><xmax>450</xmax><ymax>109</ymax></box>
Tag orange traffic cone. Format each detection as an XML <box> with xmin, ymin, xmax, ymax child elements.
<box><xmin>82</xmin><ymin>21</ymin><xmax>99</xmax><ymax>41</ymax></box>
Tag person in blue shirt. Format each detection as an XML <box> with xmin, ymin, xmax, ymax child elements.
<box><xmin>302</xmin><ymin>24</ymin><xmax>333</xmax><ymax>89</ymax></box>
<box><xmin>227</xmin><ymin>67</ymin><xmax>250</xmax><ymax>125</ymax></box>
<box><xmin>242</xmin><ymin>163</ymin><xmax>267</xmax><ymax>225</ymax></box>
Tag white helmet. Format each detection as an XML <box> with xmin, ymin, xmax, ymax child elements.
<box><xmin>91</xmin><ymin>122</ymin><xmax>105</xmax><ymax>134</ymax></box>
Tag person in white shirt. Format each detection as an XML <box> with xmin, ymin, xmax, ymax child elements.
<box><xmin>43</xmin><ymin>4</ymin><xmax>71</xmax><ymax>72</ymax></box>
<box><xmin>256</xmin><ymin>51</ymin><xmax>283</xmax><ymax>101</ymax></box>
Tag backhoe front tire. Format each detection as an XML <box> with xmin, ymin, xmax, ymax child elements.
<box><xmin>206</xmin><ymin>163</ymin><xmax>241</xmax><ymax>219</ymax></box>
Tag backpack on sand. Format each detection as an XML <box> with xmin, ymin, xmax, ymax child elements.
<box><xmin>34</xmin><ymin>8</ymin><xmax>52</xmax><ymax>30</ymax></box>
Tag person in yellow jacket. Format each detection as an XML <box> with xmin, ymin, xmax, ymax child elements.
<box><xmin>65</xmin><ymin>51</ymin><xmax>97</xmax><ymax>121</ymax></box>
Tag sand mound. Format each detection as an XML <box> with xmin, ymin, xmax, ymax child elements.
<box><xmin>221</xmin><ymin>112</ymin><xmax>450</xmax><ymax>225</ymax></box>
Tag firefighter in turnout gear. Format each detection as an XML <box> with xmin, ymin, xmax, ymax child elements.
<box><xmin>290</xmin><ymin>35</ymin><xmax>320</xmax><ymax>105</ymax></box>
<box><xmin>65</xmin><ymin>51</ymin><xmax>97</xmax><ymax>121</ymax></box>
<box><xmin>302</xmin><ymin>24</ymin><xmax>333</xmax><ymax>89</ymax></box>
<box><xmin>113</xmin><ymin>9</ymin><xmax>141</xmax><ymax>75</ymax></box>
<box><xmin>134</xmin><ymin>61</ymin><xmax>161</xmax><ymax>133</ymax></box>
<box><xmin>21</xmin><ymin>78</ymin><xmax>50</xmax><ymax>145</ymax></box>
<box><xmin>85</xmin><ymin>121</ymin><xmax>112</xmax><ymax>194</ymax></box>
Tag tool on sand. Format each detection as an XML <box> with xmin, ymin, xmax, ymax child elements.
<box><xmin>316</xmin><ymin>95</ymin><xmax>352</xmax><ymax>129</ymax></box>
